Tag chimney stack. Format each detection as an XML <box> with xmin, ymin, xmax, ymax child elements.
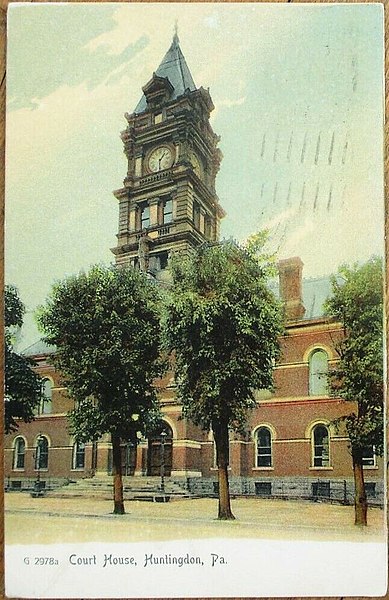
<box><xmin>278</xmin><ymin>257</ymin><xmax>305</xmax><ymax>320</ymax></box>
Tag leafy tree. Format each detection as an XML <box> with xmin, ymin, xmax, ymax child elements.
<box><xmin>324</xmin><ymin>257</ymin><xmax>384</xmax><ymax>526</ymax></box>
<box><xmin>37</xmin><ymin>265</ymin><xmax>163</xmax><ymax>514</ymax></box>
<box><xmin>163</xmin><ymin>240</ymin><xmax>283</xmax><ymax>519</ymax></box>
<box><xmin>4</xmin><ymin>285</ymin><xmax>43</xmax><ymax>433</ymax></box>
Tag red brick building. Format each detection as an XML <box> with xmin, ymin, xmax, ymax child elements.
<box><xmin>4</xmin><ymin>33</ymin><xmax>384</xmax><ymax>504</ymax></box>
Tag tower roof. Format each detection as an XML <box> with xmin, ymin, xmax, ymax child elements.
<box><xmin>134</xmin><ymin>32</ymin><xmax>196</xmax><ymax>114</ymax></box>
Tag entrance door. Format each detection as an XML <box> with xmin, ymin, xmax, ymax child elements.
<box><xmin>147</xmin><ymin>423</ymin><xmax>173</xmax><ymax>476</ymax></box>
<box><xmin>121</xmin><ymin>442</ymin><xmax>136</xmax><ymax>476</ymax></box>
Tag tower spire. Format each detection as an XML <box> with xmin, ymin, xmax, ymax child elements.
<box><xmin>134</xmin><ymin>29</ymin><xmax>196</xmax><ymax>114</ymax></box>
<box><xmin>173</xmin><ymin>20</ymin><xmax>179</xmax><ymax>44</ymax></box>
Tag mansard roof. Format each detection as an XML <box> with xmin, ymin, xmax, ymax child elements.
<box><xmin>134</xmin><ymin>33</ymin><xmax>196</xmax><ymax>114</ymax></box>
<box><xmin>22</xmin><ymin>339</ymin><xmax>56</xmax><ymax>357</ymax></box>
<box><xmin>301</xmin><ymin>276</ymin><xmax>333</xmax><ymax>320</ymax></box>
<box><xmin>269</xmin><ymin>275</ymin><xmax>332</xmax><ymax>321</ymax></box>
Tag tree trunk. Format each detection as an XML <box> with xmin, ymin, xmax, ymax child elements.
<box><xmin>111</xmin><ymin>433</ymin><xmax>125</xmax><ymax>515</ymax></box>
<box><xmin>352</xmin><ymin>448</ymin><xmax>367</xmax><ymax>526</ymax></box>
<box><xmin>213</xmin><ymin>421</ymin><xmax>235</xmax><ymax>520</ymax></box>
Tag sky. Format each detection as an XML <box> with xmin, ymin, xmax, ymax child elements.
<box><xmin>5</xmin><ymin>3</ymin><xmax>384</xmax><ymax>349</ymax></box>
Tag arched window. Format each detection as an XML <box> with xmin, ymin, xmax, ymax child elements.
<box><xmin>72</xmin><ymin>441</ymin><xmax>85</xmax><ymax>470</ymax></box>
<box><xmin>312</xmin><ymin>425</ymin><xmax>330</xmax><ymax>467</ymax></box>
<box><xmin>13</xmin><ymin>437</ymin><xmax>26</xmax><ymax>470</ymax></box>
<box><xmin>256</xmin><ymin>427</ymin><xmax>272</xmax><ymax>467</ymax></box>
<box><xmin>309</xmin><ymin>349</ymin><xmax>328</xmax><ymax>395</ymax></box>
<box><xmin>35</xmin><ymin>436</ymin><xmax>49</xmax><ymax>470</ymax></box>
<box><xmin>41</xmin><ymin>379</ymin><xmax>53</xmax><ymax>414</ymax></box>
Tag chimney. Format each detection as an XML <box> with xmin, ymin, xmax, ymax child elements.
<box><xmin>278</xmin><ymin>257</ymin><xmax>305</xmax><ymax>320</ymax></box>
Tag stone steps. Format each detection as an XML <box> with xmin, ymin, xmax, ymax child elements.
<box><xmin>47</xmin><ymin>476</ymin><xmax>192</xmax><ymax>500</ymax></box>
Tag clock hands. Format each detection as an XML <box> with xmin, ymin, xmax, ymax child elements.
<box><xmin>149</xmin><ymin>147</ymin><xmax>171</xmax><ymax>172</ymax></box>
<box><xmin>158</xmin><ymin>150</ymin><xmax>168</xmax><ymax>170</ymax></box>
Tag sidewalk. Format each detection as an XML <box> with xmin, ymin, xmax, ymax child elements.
<box><xmin>5</xmin><ymin>492</ymin><xmax>386</xmax><ymax>545</ymax></box>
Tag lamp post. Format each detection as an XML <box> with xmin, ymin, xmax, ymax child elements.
<box><xmin>160</xmin><ymin>431</ymin><xmax>167</xmax><ymax>493</ymax></box>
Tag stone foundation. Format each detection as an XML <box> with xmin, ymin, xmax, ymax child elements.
<box><xmin>186</xmin><ymin>476</ymin><xmax>385</xmax><ymax>506</ymax></box>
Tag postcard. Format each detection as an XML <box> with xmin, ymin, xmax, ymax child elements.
<box><xmin>4</xmin><ymin>3</ymin><xmax>387</xmax><ymax>598</ymax></box>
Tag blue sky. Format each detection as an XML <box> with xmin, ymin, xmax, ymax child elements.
<box><xmin>5</xmin><ymin>3</ymin><xmax>384</xmax><ymax>348</ymax></box>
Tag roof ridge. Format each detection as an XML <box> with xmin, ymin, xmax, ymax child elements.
<box><xmin>21</xmin><ymin>338</ymin><xmax>56</xmax><ymax>356</ymax></box>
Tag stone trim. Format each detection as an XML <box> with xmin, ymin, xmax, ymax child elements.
<box><xmin>252</xmin><ymin>467</ymin><xmax>274</xmax><ymax>471</ymax></box>
<box><xmin>172</xmin><ymin>440</ymin><xmax>201</xmax><ymax>449</ymax></box>
<box><xmin>171</xmin><ymin>470</ymin><xmax>202</xmax><ymax>477</ymax></box>
<box><xmin>258</xmin><ymin>396</ymin><xmax>336</xmax><ymax>405</ymax></box>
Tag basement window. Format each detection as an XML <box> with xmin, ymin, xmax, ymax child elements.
<box><xmin>365</xmin><ymin>482</ymin><xmax>376</xmax><ymax>497</ymax></box>
<box><xmin>255</xmin><ymin>482</ymin><xmax>272</xmax><ymax>496</ymax></box>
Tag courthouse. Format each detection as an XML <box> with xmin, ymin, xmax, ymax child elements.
<box><xmin>4</xmin><ymin>33</ymin><xmax>384</xmax><ymax>503</ymax></box>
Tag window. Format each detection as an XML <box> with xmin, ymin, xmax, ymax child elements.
<box><xmin>365</xmin><ymin>482</ymin><xmax>376</xmax><ymax>497</ymax></box>
<box><xmin>255</xmin><ymin>481</ymin><xmax>272</xmax><ymax>496</ymax></box>
<box><xmin>312</xmin><ymin>481</ymin><xmax>330</xmax><ymax>499</ymax></box>
<box><xmin>35</xmin><ymin>436</ymin><xmax>49</xmax><ymax>470</ymax></box>
<box><xmin>312</xmin><ymin>425</ymin><xmax>330</xmax><ymax>467</ymax></box>
<box><xmin>163</xmin><ymin>199</ymin><xmax>173</xmax><ymax>224</ymax></box>
<box><xmin>193</xmin><ymin>201</ymin><xmax>200</xmax><ymax>229</ymax></box>
<box><xmin>256</xmin><ymin>427</ymin><xmax>272</xmax><ymax>467</ymax></box>
<box><xmin>205</xmin><ymin>216</ymin><xmax>212</xmax><ymax>240</ymax></box>
<box><xmin>362</xmin><ymin>446</ymin><xmax>376</xmax><ymax>467</ymax></box>
<box><xmin>41</xmin><ymin>379</ymin><xmax>53</xmax><ymax>414</ymax></box>
<box><xmin>35</xmin><ymin>379</ymin><xmax>53</xmax><ymax>415</ymax></box>
<box><xmin>154</xmin><ymin>112</ymin><xmax>163</xmax><ymax>124</ymax></box>
<box><xmin>13</xmin><ymin>437</ymin><xmax>26</xmax><ymax>470</ymax></box>
<box><xmin>309</xmin><ymin>349</ymin><xmax>328</xmax><ymax>395</ymax></box>
<box><xmin>141</xmin><ymin>204</ymin><xmax>150</xmax><ymax>229</ymax></box>
<box><xmin>72</xmin><ymin>441</ymin><xmax>85</xmax><ymax>470</ymax></box>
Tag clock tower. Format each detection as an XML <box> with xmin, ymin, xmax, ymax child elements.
<box><xmin>111</xmin><ymin>32</ymin><xmax>225</xmax><ymax>279</ymax></box>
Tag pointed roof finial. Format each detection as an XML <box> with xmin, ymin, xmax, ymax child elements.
<box><xmin>173</xmin><ymin>20</ymin><xmax>179</xmax><ymax>44</ymax></box>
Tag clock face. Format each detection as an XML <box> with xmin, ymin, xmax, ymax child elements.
<box><xmin>148</xmin><ymin>146</ymin><xmax>173</xmax><ymax>172</ymax></box>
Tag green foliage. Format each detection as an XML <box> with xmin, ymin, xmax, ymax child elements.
<box><xmin>37</xmin><ymin>264</ymin><xmax>163</xmax><ymax>442</ymax></box>
<box><xmin>5</xmin><ymin>285</ymin><xmax>25</xmax><ymax>330</ymax></box>
<box><xmin>244</xmin><ymin>230</ymin><xmax>278</xmax><ymax>277</ymax></box>
<box><xmin>163</xmin><ymin>240</ymin><xmax>283</xmax><ymax>433</ymax></box>
<box><xmin>324</xmin><ymin>257</ymin><xmax>384</xmax><ymax>455</ymax></box>
<box><xmin>4</xmin><ymin>285</ymin><xmax>43</xmax><ymax>433</ymax></box>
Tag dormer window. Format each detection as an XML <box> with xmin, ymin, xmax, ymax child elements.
<box><xmin>143</xmin><ymin>74</ymin><xmax>174</xmax><ymax>110</ymax></box>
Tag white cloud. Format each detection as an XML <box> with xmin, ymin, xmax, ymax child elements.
<box><xmin>263</xmin><ymin>207</ymin><xmax>297</xmax><ymax>232</ymax></box>
<box><xmin>6</xmin><ymin>2</ymin><xmax>384</xmax><ymax>305</ymax></box>
<box><xmin>218</xmin><ymin>97</ymin><xmax>246</xmax><ymax>108</ymax></box>
<box><xmin>6</xmin><ymin>74</ymin><xmax>130</xmax><ymax>188</ymax></box>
